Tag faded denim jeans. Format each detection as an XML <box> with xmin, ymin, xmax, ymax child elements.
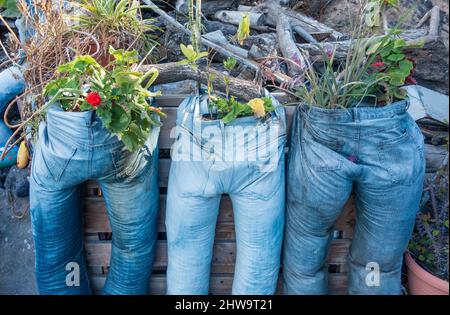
<box><xmin>283</xmin><ymin>100</ymin><xmax>425</xmax><ymax>295</ymax></box>
<box><xmin>30</xmin><ymin>106</ymin><xmax>159</xmax><ymax>295</ymax></box>
<box><xmin>166</xmin><ymin>95</ymin><xmax>286</xmax><ymax>295</ymax></box>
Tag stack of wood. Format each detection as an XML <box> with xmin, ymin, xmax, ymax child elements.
<box><xmin>142</xmin><ymin>0</ymin><xmax>444</xmax><ymax>103</ymax></box>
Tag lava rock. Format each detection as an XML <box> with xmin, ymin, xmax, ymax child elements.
<box><xmin>4</xmin><ymin>166</ymin><xmax>29</xmax><ymax>198</ymax></box>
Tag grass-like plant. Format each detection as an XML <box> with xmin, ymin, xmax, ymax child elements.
<box><xmin>72</xmin><ymin>0</ymin><xmax>159</xmax><ymax>58</ymax></box>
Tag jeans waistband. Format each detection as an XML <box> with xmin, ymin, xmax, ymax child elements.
<box><xmin>45</xmin><ymin>105</ymin><xmax>122</xmax><ymax>149</ymax></box>
<box><xmin>299</xmin><ymin>99</ymin><xmax>409</xmax><ymax>123</ymax></box>
<box><xmin>177</xmin><ymin>93</ymin><xmax>287</xmax><ymax>137</ymax></box>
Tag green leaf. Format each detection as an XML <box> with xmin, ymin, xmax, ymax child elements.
<box><xmin>387</xmin><ymin>53</ymin><xmax>405</xmax><ymax>62</ymax></box>
<box><xmin>141</xmin><ymin>68</ymin><xmax>159</xmax><ymax>89</ymax></box>
<box><xmin>399</xmin><ymin>59</ymin><xmax>414</xmax><ymax>76</ymax></box>
<box><xmin>223</xmin><ymin>57</ymin><xmax>237</xmax><ymax>71</ymax></box>
<box><xmin>180</xmin><ymin>44</ymin><xmax>196</xmax><ymax>61</ymax></box>
<box><xmin>0</xmin><ymin>0</ymin><xmax>20</xmax><ymax>18</ymax></box>
<box><xmin>108</xmin><ymin>105</ymin><xmax>131</xmax><ymax>132</ymax></box>
<box><xmin>367</xmin><ymin>41</ymin><xmax>383</xmax><ymax>55</ymax></box>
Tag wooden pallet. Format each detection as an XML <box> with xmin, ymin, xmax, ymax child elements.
<box><xmin>83</xmin><ymin>87</ymin><xmax>356</xmax><ymax>295</ymax></box>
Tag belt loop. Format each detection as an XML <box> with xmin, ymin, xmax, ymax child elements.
<box><xmin>85</xmin><ymin>110</ymin><xmax>95</xmax><ymax>126</ymax></box>
<box><xmin>353</xmin><ymin>107</ymin><xmax>359</xmax><ymax>122</ymax></box>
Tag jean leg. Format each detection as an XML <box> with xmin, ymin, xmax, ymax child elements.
<box><xmin>30</xmin><ymin>178</ymin><xmax>90</xmax><ymax>294</ymax></box>
<box><xmin>283</xmin><ymin>122</ymin><xmax>353</xmax><ymax>294</ymax></box>
<box><xmin>99</xmin><ymin>159</ymin><xmax>159</xmax><ymax>295</ymax></box>
<box><xmin>165</xmin><ymin>163</ymin><xmax>221</xmax><ymax>294</ymax></box>
<box><xmin>349</xmin><ymin>178</ymin><xmax>424</xmax><ymax>294</ymax></box>
<box><xmin>230</xmin><ymin>176</ymin><xmax>285</xmax><ymax>295</ymax></box>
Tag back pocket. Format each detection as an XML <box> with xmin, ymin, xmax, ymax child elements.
<box><xmin>32</xmin><ymin>135</ymin><xmax>77</xmax><ymax>186</ymax></box>
<box><xmin>302</xmin><ymin>131</ymin><xmax>343</xmax><ymax>172</ymax></box>
<box><xmin>377</xmin><ymin>127</ymin><xmax>424</xmax><ymax>186</ymax></box>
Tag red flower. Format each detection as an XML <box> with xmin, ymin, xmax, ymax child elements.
<box><xmin>372</xmin><ymin>61</ymin><xmax>386</xmax><ymax>68</ymax></box>
<box><xmin>406</xmin><ymin>75</ymin><xmax>418</xmax><ymax>85</ymax></box>
<box><xmin>86</xmin><ymin>92</ymin><xmax>102</xmax><ymax>108</ymax></box>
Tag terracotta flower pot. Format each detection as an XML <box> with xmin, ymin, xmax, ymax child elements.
<box><xmin>405</xmin><ymin>252</ymin><xmax>449</xmax><ymax>295</ymax></box>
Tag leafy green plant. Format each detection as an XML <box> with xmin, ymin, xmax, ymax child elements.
<box><xmin>43</xmin><ymin>47</ymin><xmax>165</xmax><ymax>152</ymax></box>
<box><xmin>177</xmin><ymin>43</ymin><xmax>209</xmax><ymax>68</ymax></box>
<box><xmin>210</xmin><ymin>96</ymin><xmax>275</xmax><ymax>124</ymax></box>
<box><xmin>0</xmin><ymin>0</ymin><xmax>20</xmax><ymax>17</ymax></box>
<box><xmin>409</xmin><ymin>157</ymin><xmax>449</xmax><ymax>281</ymax></box>
<box><xmin>72</xmin><ymin>0</ymin><xmax>159</xmax><ymax>58</ymax></box>
<box><xmin>364</xmin><ymin>32</ymin><xmax>423</xmax><ymax>103</ymax></box>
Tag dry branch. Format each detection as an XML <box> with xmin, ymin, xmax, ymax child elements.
<box><xmin>143</xmin><ymin>0</ymin><xmax>291</xmax><ymax>84</ymax></box>
<box><xmin>277</xmin><ymin>13</ymin><xmax>306</xmax><ymax>77</ymax></box>
<box><xmin>214</xmin><ymin>10</ymin><xmax>265</xmax><ymax>27</ymax></box>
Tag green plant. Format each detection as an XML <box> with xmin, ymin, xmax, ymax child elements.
<box><xmin>43</xmin><ymin>47</ymin><xmax>165</xmax><ymax>151</ymax></box>
<box><xmin>364</xmin><ymin>32</ymin><xmax>423</xmax><ymax>104</ymax></box>
<box><xmin>187</xmin><ymin>0</ymin><xmax>202</xmax><ymax>53</ymax></box>
<box><xmin>222</xmin><ymin>57</ymin><xmax>237</xmax><ymax>99</ymax></box>
<box><xmin>409</xmin><ymin>156</ymin><xmax>449</xmax><ymax>281</ymax></box>
<box><xmin>73</xmin><ymin>0</ymin><xmax>159</xmax><ymax>58</ymax></box>
<box><xmin>295</xmin><ymin>2</ymin><xmax>421</xmax><ymax>108</ymax></box>
<box><xmin>0</xmin><ymin>0</ymin><xmax>20</xmax><ymax>18</ymax></box>
<box><xmin>177</xmin><ymin>43</ymin><xmax>208</xmax><ymax>68</ymax></box>
<box><xmin>210</xmin><ymin>96</ymin><xmax>275</xmax><ymax>124</ymax></box>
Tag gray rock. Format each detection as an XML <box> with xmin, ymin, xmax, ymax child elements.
<box><xmin>4</xmin><ymin>166</ymin><xmax>29</xmax><ymax>198</ymax></box>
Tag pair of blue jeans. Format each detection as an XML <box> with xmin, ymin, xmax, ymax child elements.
<box><xmin>165</xmin><ymin>95</ymin><xmax>287</xmax><ymax>294</ymax></box>
<box><xmin>30</xmin><ymin>106</ymin><xmax>159</xmax><ymax>294</ymax></box>
<box><xmin>283</xmin><ymin>101</ymin><xmax>425</xmax><ymax>294</ymax></box>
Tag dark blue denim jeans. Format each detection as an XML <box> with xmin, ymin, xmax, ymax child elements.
<box><xmin>30</xmin><ymin>106</ymin><xmax>159</xmax><ymax>294</ymax></box>
<box><xmin>165</xmin><ymin>95</ymin><xmax>287</xmax><ymax>295</ymax></box>
<box><xmin>283</xmin><ymin>101</ymin><xmax>425</xmax><ymax>295</ymax></box>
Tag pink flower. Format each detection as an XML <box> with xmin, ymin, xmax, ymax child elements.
<box><xmin>324</xmin><ymin>45</ymin><xmax>334</xmax><ymax>59</ymax></box>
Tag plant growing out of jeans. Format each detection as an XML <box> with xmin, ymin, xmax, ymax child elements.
<box><xmin>409</xmin><ymin>152</ymin><xmax>449</xmax><ymax>281</ymax></box>
<box><xmin>43</xmin><ymin>47</ymin><xmax>165</xmax><ymax>152</ymax></box>
<box><xmin>294</xmin><ymin>12</ymin><xmax>422</xmax><ymax>108</ymax></box>
<box><xmin>206</xmin><ymin>57</ymin><xmax>276</xmax><ymax>123</ymax></box>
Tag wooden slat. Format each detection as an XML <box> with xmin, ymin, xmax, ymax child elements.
<box><xmin>88</xmin><ymin>273</ymin><xmax>348</xmax><ymax>295</ymax></box>
<box><xmin>84</xmin><ymin>239</ymin><xmax>350</xmax><ymax>272</ymax></box>
<box><xmin>84</xmin><ymin>194</ymin><xmax>234</xmax><ymax>229</ymax></box>
<box><xmin>84</xmin><ymin>195</ymin><xmax>355</xmax><ymax>237</ymax></box>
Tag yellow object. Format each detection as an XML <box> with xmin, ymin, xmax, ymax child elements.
<box><xmin>236</xmin><ymin>13</ymin><xmax>250</xmax><ymax>45</ymax></box>
<box><xmin>17</xmin><ymin>141</ymin><xmax>29</xmax><ymax>169</ymax></box>
<box><xmin>248</xmin><ymin>98</ymin><xmax>266</xmax><ymax>118</ymax></box>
